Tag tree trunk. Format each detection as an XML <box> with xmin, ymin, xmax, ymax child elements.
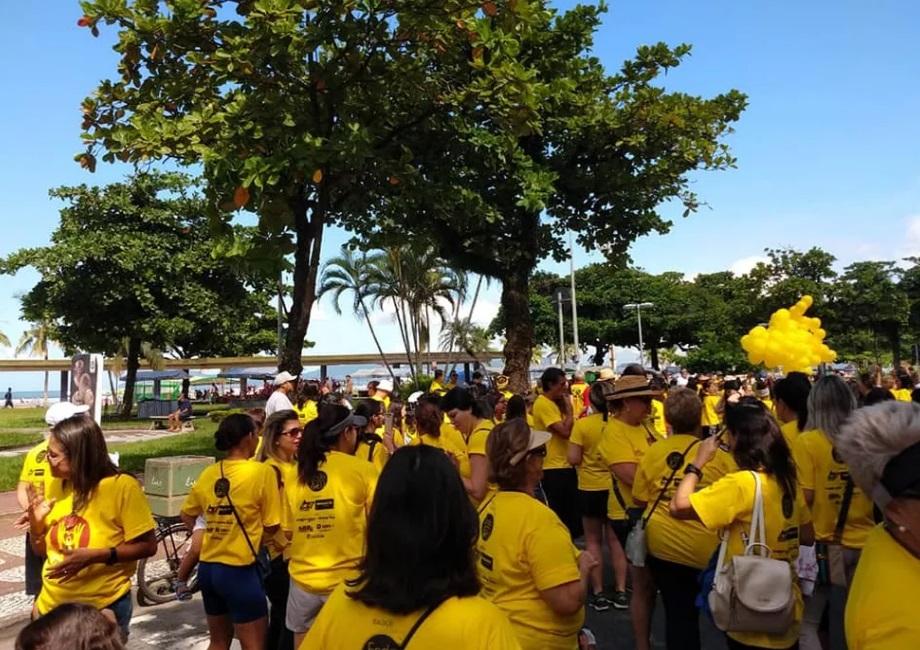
<box><xmin>361</xmin><ymin>298</ymin><xmax>395</xmax><ymax>380</ymax></box>
<box><xmin>120</xmin><ymin>337</ymin><xmax>141</xmax><ymax>418</ymax></box>
<box><xmin>891</xmin><ymin>326</ymin><xmax>902</xmax><ymax>366</ymax></box>
<box><xmin>281</xmin><ymin>200</ymin><xmax>325</xmax><ymax>375</ymax></box>
<box><xmin>500</xmin><ymin>267</ymin><xmax>535</xmax><ymax>394</ymax></box>
<box><xmin>42</xmin><ymin>350</ymin><xmax>49</xmax><ymax>407</ymax></box>
<box><xmin>649</xmin><ymin>345</ymin><xmax>660</xmax><ymax>371</ymax></box>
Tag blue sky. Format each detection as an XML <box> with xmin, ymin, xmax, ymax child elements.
<box><xmin>2</xmin><ymin>1</ymin><xmax>919</xmax><ymax>390</ymax></box>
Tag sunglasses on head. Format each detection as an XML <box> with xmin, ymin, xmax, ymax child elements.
<box><xmin>528</xmin><ymin>445</ymin><xmax>547</xmax><ymax>458</ymax></box>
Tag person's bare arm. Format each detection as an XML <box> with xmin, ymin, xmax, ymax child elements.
<box><xmin>468</xmin><ymin>455</ymin><xmax>489</xmax><ymax>502</ymax></box>
<box><xmin>539</xmin><ymin>552</ymin><xmax>597</xmax><ymax>616</ymax></box>
<box><xmin>567</xmin><ymin>442</ymin><xmax>584</xmax><ymax>467</ymax></box>
<box><xmin>16</xmin><ymin>481</ymin><xmax>29</xmax><ymax>512</ymax></box>
<box><xmin>46</xmin><ymin>529</ymin><xmax>158</xmax><ymax>581</ymax></box>
<box><xmin>803</xmin><ymin>488</ymin><xmax>815</xmax><ymax>508</ymax></box>
<box><xmin>800</xmin><ymin>521</ymin><xmax>815</xmax><ymax>547</ymax></box>
<box><xmin>610</xmin><ymin>462</ymin><xmax>637</xmax><ymax>488</ymax></box>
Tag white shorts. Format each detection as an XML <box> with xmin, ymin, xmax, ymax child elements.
<box><xmin>285</xmin><ymin>581</ymin><xmax>328</xmax><ymax>634</ymax></box>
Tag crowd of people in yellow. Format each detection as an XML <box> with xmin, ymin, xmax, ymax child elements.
<box><xmin>10</xmin><ymin>362</ymin><xmax>920</xmax><ymax>650</ymax></box>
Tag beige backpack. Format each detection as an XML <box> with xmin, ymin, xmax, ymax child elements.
<box><xmin>708</xmin><ymin>471</ymin><xmax>795</xmax><ymax>634</ymax></box>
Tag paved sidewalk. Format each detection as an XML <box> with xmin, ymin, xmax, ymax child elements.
<box><xmin>0</xmin><ymin>427</ymin><xmax>190</xmax><ymax>458</ymax></box>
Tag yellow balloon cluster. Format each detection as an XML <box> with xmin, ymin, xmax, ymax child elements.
<box><xmin>740</xmin><ymin>296</ymin><xmax>836</xmax><ymax>372</ymax></box>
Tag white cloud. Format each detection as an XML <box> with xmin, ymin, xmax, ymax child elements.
<box><xmin>900</xmin><ymin>214</ymin><xmax>920</xmax><ymax>259</ymax></box>
<box><xmin>729</xmin><ymin>255</ymin><xmax>769</xmax><ymax>277</ymax></box>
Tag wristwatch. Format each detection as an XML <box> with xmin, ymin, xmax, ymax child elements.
<box><xmin>684</xmin><ymin>464</ymin><xmax>703</xmax><ymax>479</ymax></box>
<box><xmin>106</xmin><ymin>547</ymin><xmax>118</xmax><ymax>565</ymax></box>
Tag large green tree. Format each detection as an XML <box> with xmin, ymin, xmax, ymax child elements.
<box><xmin>356</xmin><ymin>3</ymin><xmax>746</xmax><ymax>390</ymax></box>
<box><xmin>1</xmin><ymin>173</ymin><xmax>276</xmax><ymax>415</ymax></box>
<box><xmin>78</xmin><ymin>0</ymin><xmax>544</xmax><ymax>374</ymax></box>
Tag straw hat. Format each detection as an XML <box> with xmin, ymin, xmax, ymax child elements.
<box><xmin>495</xmin><ymin>375</ymin><xmax>510</xmax><ymax>389</ymax></box>
<box><xmin>608</xmin><ymin>375</ymin><xmax>662</xmax><ymax>400</ymax></box>
<box><xmin>597</xmin><ymin>368</ymin><xmax>616</xmax><ymax>382</ymax></box>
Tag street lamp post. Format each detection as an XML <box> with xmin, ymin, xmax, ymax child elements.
<box><xmin>569</xmin><ymin>232</ymin><xmax>581</xmax><ymax>371</ymax></box>
<box><xmin>623</xmin><ymin>302</ymin><xmax>654</xmax><ymax>368</ymax></box>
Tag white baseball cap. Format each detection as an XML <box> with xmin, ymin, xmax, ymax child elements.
<box><xmin>274</xmin><ymin>371</ymin><xmax>298</xmax><ymax>386</ymax></box>
<box><xmin>377</xmin><ymin>379</ymin><xmax>394</xmax><ymax>394</ymax></box>
<box><xmin>45</xmin><ymin>402</ymin><xmax>90</xmax><ymax>427</ymax></box>
<box><xmin>408</xmin><ymin>391</ymin><xmax>424</xmax><ymax>404</ymax></box>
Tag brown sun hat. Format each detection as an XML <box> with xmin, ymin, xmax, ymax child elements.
<box><xmin>608</xmin><ymin>375</ymin><xmax>662</xmax><ymax>400</ymax></box>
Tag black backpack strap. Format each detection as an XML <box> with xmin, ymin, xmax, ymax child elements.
<box><xmin>611</xmin><ymin>478</ymin><xmax>628</xmax><ymax>513</ymax></box>
<box><xmin>401</xmin><ymin>599</ymin><xmax>445</xmax><ymax>649</ymax></box>
<box><xmin>833</xmin><ymin>475</ymin><xmax>855</xmax><ymax>545</ymax></box>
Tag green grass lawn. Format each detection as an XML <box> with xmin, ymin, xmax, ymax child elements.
<box><xmin>0</xmin><ymin>404</ymin><xmax>229</xmax><ymax>492</ymax></box>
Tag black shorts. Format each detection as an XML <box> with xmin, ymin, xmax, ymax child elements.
<box><xmin>577</xmin><ymin>489</ymin><xmax>608</xmax><ymax>519</ymax></box>
<box><xmin>607</xmin><ymin>518</ymin><xmax>631</xmax><ymax>547</ymax></box>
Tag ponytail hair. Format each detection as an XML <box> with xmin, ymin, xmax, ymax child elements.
<box><xmin>726</xmin><ymin>397</ymin><xmax>797</xmax><ymax>507</ymax></box>
<box><xmin>297</xmin><ymin>404</ymin><xmax>355</xmax><ymax>485</ymax></box>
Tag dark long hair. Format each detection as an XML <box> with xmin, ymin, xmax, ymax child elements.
<box><xmin>773</xmin><ymin>372</ymin><xmax>811</xmax><ymax>431</ymax></box>
<box><xmin>441</xmin><ymin>387</ymin><xmax>487</xmax><ymax>418</ymax></box>
<box><xmin>50</xmin><ymin>416</ymin><xmax>118</xmax><ymax>513</ymax></box>
<box><xmin>347</xmin><ymin>446</ymin><xmax>480</xmax><ymax>613</ymax></box>
<box><xmin>15</xmin><ymin>602</ymin><xmax>124</xmax><ymax>650</ymax></box>
<box><xmin>725</xmin><ymin>397</ymin><xmax>797</xmax><ymax>506</ymax></box>
<box><xmin>215</xmin><ymin>413</ymin><xmax>257</xmax><ymax>452</ymax></box>
<box><xmin>298</xmin><ymin>404</ymin><xmax>351</xmax><ymax>485</ymax></box>
<box><xmin>505</xmin><ymin>395</ymin><xmax>527</xmax><ymax>420</ymax></box>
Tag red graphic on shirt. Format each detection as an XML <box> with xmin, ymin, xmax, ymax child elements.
<box><xmin>48</xmin><ymin>514</ymin><xmax>91</xmax><ymax>553</ymax></box>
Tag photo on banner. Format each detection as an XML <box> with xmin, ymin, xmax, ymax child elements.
<box><xmin>70</xmin><ymin>353</ymin><xmax>104</xmax><ymax>424</ymax></box>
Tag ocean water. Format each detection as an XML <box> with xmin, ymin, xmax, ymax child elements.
<box><xmin>6</xmin><ymin>390</ymin><xmax>62</xmax><ymax>400</ymax></box>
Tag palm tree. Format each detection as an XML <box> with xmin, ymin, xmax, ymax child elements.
<box><xmin>366</xmin><ymin>245</ymin><xmax>466</xmax><ymax>379</ymax></box>
<box><xmin>319</xmin><ymin>246</ymin><xmax>395</xmax><ymax>380</ymax></box>
<box><xmin>15</xmin><ymin>322</ymin><xmax>52</xmax><ymax>406</ymax></box>
<box><xmin>439</xmin><ymin>319</ymin><xmax>492</xmax><ymax>362</ymax></box>
<box><xmin>0</xmin><ymin>331</ymin><xmax>10</xmax><ymax>347</ymax></box>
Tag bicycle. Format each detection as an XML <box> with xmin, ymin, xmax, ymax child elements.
<box><xmin>136</xmin><ymin>514</ymin><xmax>200</xmax><ymax>606</ymax></box>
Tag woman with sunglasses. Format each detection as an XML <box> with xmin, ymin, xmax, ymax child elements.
<box><xmin>25</xmin><ymin>415</ymin><xmax>157</xmax><ymax>642</ymax></box>
<box><xmin>477</xmin><ymin>418</ymin><xmax>597</xmax><ymax>650</ymax></box>
<box><xmin>282</xmin><ymin>404</ymin><xmax>378</xmax><ymax>648</ymax></box>
<box><xmin>443</xmin><ymin>387</ymin><xmax>494</xmax><ymax>504</ymax></box>
<box><xmin>599</xmin><ymin>375</ymin><xmax>665</xmax><ymax>650</ymax></box>
<box><xmin>181</xmin><ymin>414</ymin><xmax>282</xmax><ymax>650</ymax></box>
<box><xmin>259</xmin><ymin>410</ymin><xmax>302</xmax><ymax>650</ymax></box>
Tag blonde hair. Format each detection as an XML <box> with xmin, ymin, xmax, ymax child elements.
<box><xmin>486</xmin><ymin>418</ymin><xmax>531</xmax><ymax>489</ymax></box>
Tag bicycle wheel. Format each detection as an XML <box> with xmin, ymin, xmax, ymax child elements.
<box><xmin>136</xmin><ymin>522</ymin><xmax>200</xmax><ymax>605</ymax></box>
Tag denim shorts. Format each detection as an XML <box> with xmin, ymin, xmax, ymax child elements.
<box><xmin>198</xmin><ymin>561</ymin><xmax>267</xmax><ymax>624</ymax></box>
<box><xmin>105</xmin><ymin>590</ymin><xmax>133</xmax><ymax>640</ymax></box>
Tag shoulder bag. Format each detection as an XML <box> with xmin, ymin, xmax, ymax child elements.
<box><xmin>708</xmin><ymin>471</ymin><xmax>795</xmax><ymax>634</ymax></box>
<box><xmin>626</xmin><ymin>439</ymin><xmax>700</xmax><ymax>567</ymax></box>
<box><xmin>220</xmin><ymin>461</ymin><xmax>272</xmax><ymax>583</ymax></box>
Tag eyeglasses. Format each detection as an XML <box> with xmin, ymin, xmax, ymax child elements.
<box><xmin>281</xmin><ymin>427</ymin><xmax>303</xmax><ymax>437</ymax></box>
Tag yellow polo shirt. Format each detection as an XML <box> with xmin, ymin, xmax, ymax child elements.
<box><xmin>599</xmin><ymin>417</ymin><xmax>661</xmax><ymax>519</ymax></box>
<box><xmin>263</xmin><ymin>456</ymin><xmax>296</xmax><ymax>559</ymax></box>
<box><xmin>19</xmin><ymin>439</ymin><xmax>64</xmax><ymax>502</ymax></box>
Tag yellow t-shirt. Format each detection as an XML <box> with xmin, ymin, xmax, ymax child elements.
<box><xmin>632</xmin><ymin>435</ymin><xmax>736</xmax><ymax>569</ymax></box>
<box><xmin>282</xmin><ymin>450</ymin><xmax>377</xmax><ymax>593</ymax></box>
<box><xmin>467</xmin><ymin>420</ymin><xmax>496</xmax><ymax>504</ymax></box>
<box><xmin>780</xmin><ymin>419</ymin><xmax>801</xmax><ymax>449</ymax></box>
<box><xmin>690</xmin><ymin>471</ymin><xmax>810</xmax><ymax>649</ymax></box>
<box><xmin>18</xmin><ymin>439</ymin><xmax>64</xmax><ymax>502</ymax></box>
<box><xmin>37</xmin><ymin>474</ymin><xmax>155</xmax><ymax>614</ymax></box>
<box><xmin>760</xmin><ymin>397</ymin><xmax>775</xmax><ymax>414</ymax></box>
<box><xmin>845</xmin><ymin>524</ymin><xmax>920</xmax><ymax>650</ymax></box>
<box><xmin>792</xmin><ymin>429</ymin><xmax>874</xmax><ymax>548</ymax></box>
<box><xmin>263</xmin><ymin>456</ymin><xmax>296</xmax><ymax>559</ymax></box>
<box><xmin>599</xmin><ymin>417</ymin><xmax>660</xmax><ymax>519</ymax></box>
<box><xmin>531</xmin><ymin>395</ymin><xmax>570</xmax><ymax>471</ymax></box>
<box><xmin>701</xmin><ymin>394</ymin><xmax>722</xmax><ymax>427</ymax></box>
<box><xmin>441</xmin><ymin>421</ymin><xmax>472</xmax><ymax>479</ymax></box>
<box><xmin>476</xmin><ymin>491</ymin><xmax>583</xmax><ymax>650</ymax></box>
<box><xmin>293</xmin><ymin>400</ymin><xmax>318</xmax><ymax>426</ymax></box>
<box><xmin>356</xmin><ymin>432</ymin><xmax>389</xmax><ymax>474</ymax></box>
<box><xmin>892</xmin><ymin>388</ymin><xmax>912</xmax><ymax>402</ymax></box>
<box><xmin>429</xmin><ymin>380</ymin><xmax>447</xmax><ymax>396</ymax></box>
<box><xmin>181</xmin><ymin>459</ymin><xmax>282</xmax><ymax>566</ymax></box>
<box><xmin>649</xmin><ymin>398</ymin><xmax>668</xmax><ymax>438</ymax></box>
<box><xmin>303</xmin><ymin>582</ymin><xmax>523</xmax><ymax>650</ymax></box>
<box><xmin>569</xmin><ymin>413</ymin><xmax>612</xmax><ymax>491</ymax></box>
<box><xmin>370</xmin><ymin>393</ymin><xmax>391</xmax><ymax>411</ymax></box>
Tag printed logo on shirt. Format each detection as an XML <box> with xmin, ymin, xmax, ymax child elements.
<box><xmin>48</xmin><ymin>514</ymin><xmax>90</xmax><ymax>554</ymax></box>
<box><xmin>308</xmin><ymin>470</ymin><xmax>328</xmax><ymax>492</ymax></box>
<box><xmin>481</xmin><ymin>513</ymin><xmax>494</xmax><ymax>541</ymax></box>
<box><xmin>362</xmin><ymin>635</ymin><xmax>400</xmax><ymax>650</ymax></box>
<box><xmin>666</xmin><ymin>451</ymin><xmax>684</xmax><ymax>471</ymax></box>
<box><xmin>214</xmin><ymin>478</ymin><xmax>230</xmax><ymax>498</ymax></box>
<box><xmin>299</xmin><ymin>498</ymin><xmax>335</xmax><ymax>511</ymax></box>
<box><xmin>35</xmin><ymin>450</ymin><xmax>48</xmax><ymax>463</ymax></box>
<box><xmin>479</xmin><ymin>551</ymin><xmax>494</xmax><ymax>571</ymax></box>
<box><xmin>831</xmin><ymin>447</ymin><xmax>844</xmax><ymax>464</ymax></box>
